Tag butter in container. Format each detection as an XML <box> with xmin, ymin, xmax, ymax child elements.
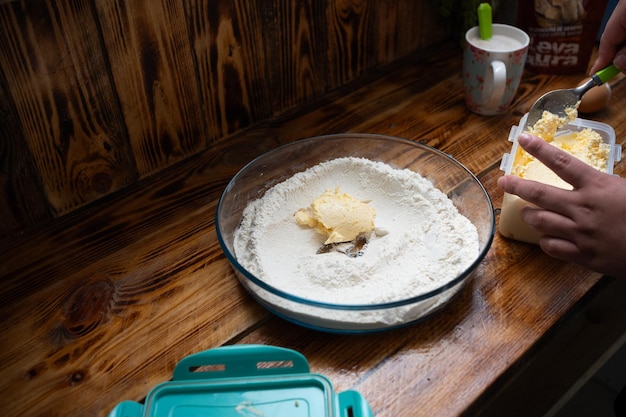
<box><xmin>107</xmin><ymin>345</ymin><xmax>373</xmax><ymax>417</ymax></box>
<box><xmin>499</xmin><ymin>113</ymin><xmax>622</xmax><ymax>244</ymax></box>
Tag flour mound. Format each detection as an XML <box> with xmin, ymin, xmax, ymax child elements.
<box><xmin>233</xmin><ymin>157</ymin><xmax>479</xmax><ymax>305</ymax></box>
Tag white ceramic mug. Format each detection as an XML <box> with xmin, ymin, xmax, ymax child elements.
<box><xmin>463</xmin><ymin>24</ymin><xmax>530</xmax><ymax>115</ymax></box>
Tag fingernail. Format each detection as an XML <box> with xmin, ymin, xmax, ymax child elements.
<box><xmin>518</xmin><ymin>133</ymin><xmax>532</xmax><ymax>145</ymax></box>
<box><xmin>615</xmin><ymin>54</ymin><xmax>626</xmax><ymax>70</ymax></box>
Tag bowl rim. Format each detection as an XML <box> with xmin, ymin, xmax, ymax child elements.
<box><xmin>216</xmin><ymin>132</ymin><xmax>495</xmax><ymax>311</ymax></box>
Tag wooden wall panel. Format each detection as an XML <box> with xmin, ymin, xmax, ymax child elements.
<box><xmin>0</xmin><ymin>75</ymin><xmax>52</xmax><ymax>234</ymax></box>
<box><xmin>373</xmin><ymin>1</ymin><xmax>448</xmax><ymax>63</ymax></box>
<box><xmin>184</xmin><ymin>0</ymin><xmax>270</xmax><ymax>141</ymax></box>
<box><xmin>262</xmin><ymin>0</ymin><xmax>329</xmax><ymax>113</ymax></box>
<box><xmin>327</xmin><ymin>0</ymin><xmax>372</xmax><ymax>86</ymax></box>
<box><xmin>95</xmin><ymin>0</ymin><xmax>208</xmax><ymax>178</ymax></box>
<box><xmin>0</xmin><ymin>0</ymin><xmax>449</xmax><ymax>237</ymax></box>
<box><xmin>0</xmin><ymin>0</ymin><xmax>136</xmax><ymax>216</ymax></box>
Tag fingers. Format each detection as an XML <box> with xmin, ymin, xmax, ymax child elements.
<box><xmin>515</xmin><ymin>134</ymin><xmax>598</xmax><ymax>189</ymax></box>
<box><xmin>497</xmin><ymin>175</ymin><xmax>575</xmax><ymax>216</ymax></box>
<box><xmin>591</xmin><ymin>48</ymin><xmax>619</xmax><ymax>74</ymax></box>
<box><xmin>615</xmin><ymin>44</ymin><xmax>626</xmax><ymax>70</ymax></box>
<box><xmin>519</xmin><ymin>206</ymin><xmax>578</xmax><ymax>239</ymax></box>
<box><xmin>591</xmin><ymin>1</ymin><xmax>626</xmax><ymax>73</ymax></box>
<box><xmin>536</xmin><ymin>235</ymin><xmax>583</xmax><ymax>264</ymax></box>
<box><xmin>496</xmin><ymin>134</ymin><xmax>587</xmax><ymax>214</ymax></box>
<box><xmin>497</xmin><ymin>182</ymin><xmax>595</xmax><ymax>267</ymax></box>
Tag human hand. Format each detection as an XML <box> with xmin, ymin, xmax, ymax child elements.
<box><xmin>497</xmin><ymin>133</ymin><xmax>626</xmax><ymax>278</ymax></box>
<box><xmin>590</xmin><ymin>0</ymin><xmax>626</xmax><ymax>74</ymax></box>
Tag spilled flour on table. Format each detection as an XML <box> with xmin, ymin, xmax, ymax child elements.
<box><xmin>233</xmin><ymin>157</ymin><xmax>479</xmax><ymax>315</ymax></box>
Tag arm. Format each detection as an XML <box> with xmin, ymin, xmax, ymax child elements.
<box><xmin>497</xmin><ymin>133</ymin><xmax>626</xmax><ymax>278</ymax></box>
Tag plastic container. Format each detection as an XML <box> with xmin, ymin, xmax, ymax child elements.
<box><xmin>107</xmin><ymin>345</ymin><xmax>373</xmax><ymax>417</ymax></box>
<box><xmin>499</xmin><ymin>114</ymin><xmax>621</xmax><ymax>244</ymax></box>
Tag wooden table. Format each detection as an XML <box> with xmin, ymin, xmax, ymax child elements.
<box><xmin>1</xmin><ymin>42</ymin><xmax>625</xmax><ymax>417</ymax></box>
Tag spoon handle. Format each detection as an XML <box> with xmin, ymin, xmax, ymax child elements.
<box><xmin>477</xmin><ymin>3</ymin><xmax>492</xmax><ymax>40</ymax></box>
<box><xmin>593</xmin><ymin>63</ymin><xmax>620</xmax><ymax>85</ymax></box>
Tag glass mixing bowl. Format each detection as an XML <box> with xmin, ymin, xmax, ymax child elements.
<box><xmin>216</xmin><ymin>133</ymin><xmax>495</xmax><ymax>333</ymax></box>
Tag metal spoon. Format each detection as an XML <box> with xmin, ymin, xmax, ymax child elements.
<box><xmin>523</xmin><ymin>64</ymin><xmax>621</xmax><ymax>131</ymax></box>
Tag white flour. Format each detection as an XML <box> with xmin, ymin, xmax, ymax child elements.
<box><xmin>233</xmin><ymin>157</ymin><xmax>479</xmax><ymax>315</ymax></box>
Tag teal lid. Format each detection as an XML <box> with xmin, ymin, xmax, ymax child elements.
<box><xmin>108</xmin><ymin>345</ymin><xmax>373</xmax><ymax>417</ymax></box>
<box><xmin>145</xmin><ymin>374</ymin><xmax>332</xmax><ymax>416</ymax></box>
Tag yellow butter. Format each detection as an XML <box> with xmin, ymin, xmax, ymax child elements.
<box><xmin>527</xmin><ymin>108</ymin><xmax>578</xmax><ymax>140</ymax></box>
<box><xmin>499</xmin><ymin>108</ymin><xmax>610</xmax><ymax>244</ymax></box>
<box><xmin>295</xmin><ymin>187</ymin><xmax>376</xmax><ymax>244</ymax></box>
<box><xmin>513</xmin><ymin>127</ymin><xmax>609</xmax><ymax>190</ymax></box>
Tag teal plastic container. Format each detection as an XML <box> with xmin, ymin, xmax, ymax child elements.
<box><xmin>108</xmin><ymin>345</ymin><xmax>373</xmax><ymax>417</ymax></box>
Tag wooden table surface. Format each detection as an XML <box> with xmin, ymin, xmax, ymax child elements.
<box><xmin>1</xmin><ymin>41</ymin><xmax>625</xmax><ymax>417</ymax></box>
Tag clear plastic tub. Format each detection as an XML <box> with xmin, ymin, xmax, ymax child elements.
<box><xmin>499</xmin><ymin>114</ymin><xmax>622</xmax><ymax>244</ymax></box>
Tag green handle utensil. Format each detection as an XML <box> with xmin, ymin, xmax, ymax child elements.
<box><xmin>593</xmin><ymin>63</ymin><xmax>621</xmax><ymax>84</ymax></box>
<box><xmin>524</xmin><ymin>63</ymin><xmax>621</xmax><ymax>130</ymax></box>
<box><xmin>478</xmin><ymin>3</ymin><xmax>492</xmax><ymax>40</ymax></box>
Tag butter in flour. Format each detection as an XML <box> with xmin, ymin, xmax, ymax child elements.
<box><xmin>233</xmin><ymin>157</ymin><xmax>479</xmax><ymax>309</ymax></box>
<box><xmin>294</xmin><ymin>187</ymin><xmax>376</xmax><ymax>245</ymax></box>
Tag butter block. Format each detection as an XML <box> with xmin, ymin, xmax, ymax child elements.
<box><xmin>499</xmin><ymin>113</ymin><xmax>621</xmax><ymax>244</ymax></box>
<box><xmin>295</xmin><ymin>187</ymin><xmax>376</xmax><ymax>244</ymax></box>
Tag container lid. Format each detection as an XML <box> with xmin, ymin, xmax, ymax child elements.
<box><xmin>143</xmin><ymin>374</ymin><xmax>333</xmax><ymax>416</ymax></box>
<box><xmin>108</xmin><ymin>345</ymin><xmax>372</xmax><ymax>417</ymax></box>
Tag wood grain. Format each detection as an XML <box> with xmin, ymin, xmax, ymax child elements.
<box><xmin>95</xmin><ymin>0</ymin><xmax>207</xmax><ymax>177</ymax></box>
<box><xmin>0</xmin><ymin>0</ymin><xmax>449</xmax><ymax>235</ymax></box>
<box><xmin>184</xmin><ymin>0</ymin><xmax>268</xmax><ymax>139</ymax></box>
<box><xmin>0</xmin><ymin>74</ymin><xmax>52</xmax><ymax>233</ymax></box>
<box><xmin>261</xmin><ymin>0</ymin><xmax>328</xmax><ymax>113</ymax></box>
<box><xmin>1</xmin><ymin>40</ymin><xmax>624</xmax><ymax>416</ymax></box>
<box><xmin>0</xmin><ymin>1</ymin><xmax>136</xmax><ymax>217</ymax></box>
